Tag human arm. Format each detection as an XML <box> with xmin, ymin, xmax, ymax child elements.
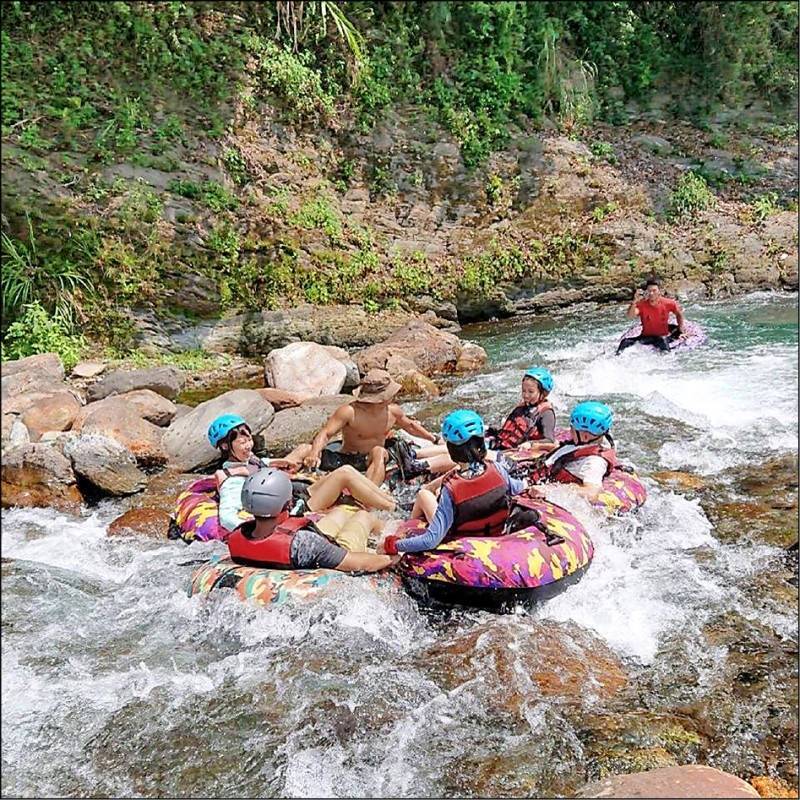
<box><xmin>537</xmin><ymin>408</ymin><xmax>556</xmax><ymax>443</ymax></box>
<box><xmin>380</xmin><ymin>488</ymin><xmax>456</xmax><ymax>554</ymax></box>
<box><xmin>671</xmin><ymin>300</ymin><xmax>685</xmax><ymax>333</ymax></box>
<box><xmin>390</xmin><ymin>405</ymin><xmax>440</xmax><ymax>443</ymax></box>
<box><xmin>217</xmin><ymin>474</ymin><xmax>248</xmax><ymax>532</ymax></box>
<box><xmin>303</xmin><ymin>405</ymin><xmax>354</xmax><ymax>468</ymax></box>
<box><xmin>563</xmin><ymin>456</ymin><xmax>606</xmax><ymax>502</ymax></box>
<box><xmin>336</xmin><ymin>552</ymin><xmax>401</xmax><ymax>572</ymax></box>
<box><xmin>626</xmin><ymin>290</ymin><xmax>643</xmax><ymax>319</ymax></box>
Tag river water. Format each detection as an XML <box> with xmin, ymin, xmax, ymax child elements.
<box><xmin>2</xmin><ymin>292</ymin><xmax>798</xmax><ymax>797</ymax></box>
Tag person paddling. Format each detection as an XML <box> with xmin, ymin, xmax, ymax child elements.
<box><xmin>617</xmin><ymin>277</ymin><xmax>686</xmax><ymax>353</ymax></box>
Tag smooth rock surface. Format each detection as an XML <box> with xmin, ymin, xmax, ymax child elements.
<box><xmin>264</xmin><ymin>341</ymin><xmax>347</xmax><ymax>397</ymax></box>
<box><xmin>71</xmin><ymin>361</ymin><xmax>106</xmax><ymax>378</ymax></box>
<box><xmin>161</xmin><ymin>389</ymin><xmax>275</xmax><ymax>471</ymax></box>
<box><xmin>116</xmin><ymin>389</ymin><xmax>177</xmax><ymax>427</ymax></box>
<box><xmin>21</xmin><ymin>390</ymin><xmax>82</xmax><ymax>441</ymax></box>
<box><xmin>1</xmin><ymin>442</ymin><xmax>82</xmax><ymax>513</ymax></box>
<box><xmin>260</xmin><ymin>395</ymin><xmax>350</xmax><ymax>456</ymax></box>
<box><xmin>87</xmin><ymin>366</ymin><xmax>184</xmax><ymax>402</ymax></box>
<box><xmin>575</xmin><ymin>765</ymin><xmax>760</xmax><ymax>798</ymax></box>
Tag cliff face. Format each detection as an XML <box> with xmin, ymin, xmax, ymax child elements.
<box><xmin>2</xmin><ymin>8</ymin><xmax>797</xmax><ymax>357</ymax></box>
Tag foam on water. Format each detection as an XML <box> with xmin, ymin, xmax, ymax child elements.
<box><xmin>2</xmin><ymin>292</ymin><xmax>797</xmax><ymax>797</ymax></box>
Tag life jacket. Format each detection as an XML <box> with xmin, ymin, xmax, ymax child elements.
<box><xmin>545</xmin><ymin>438</ymin><xmax>618</xmax><ymax>485</ymax></box>
<box><xmin>443</xmin><ymin>463</ymin><xmax>510</xmax><ymax>539</ymax></box>
<box><xmin>221</xmin><ymin>456</ymin><xmax>263</xmax><ymax>480</ymax></box>
<box><xmin>494</xmin><ymin>401</ymin><xmax>553</xmax><ymax>450</ymax></box>
<box><xmin>227</xmin><ymin>515</ymin><xmax>310</xmax><ymax>569</ymax></box>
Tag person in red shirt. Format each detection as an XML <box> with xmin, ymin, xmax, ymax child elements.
<box><xmin>617</xmin><ymin>277</ymin><xmax>686</xmax><ymax>353</ymax></box>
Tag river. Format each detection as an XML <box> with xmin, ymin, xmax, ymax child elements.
<box><xmin>2</xmin><ymin>292</ymin><xmax>797</xmax><ymax>797</ymax></box>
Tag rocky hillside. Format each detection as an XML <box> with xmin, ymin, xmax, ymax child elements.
<box><xmin>2</xmin><ymin>2</ymin><xmax>797</xmax><ymax>364</ymax></box>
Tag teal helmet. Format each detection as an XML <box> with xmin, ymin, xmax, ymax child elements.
<box><xmin>441</xmin><ymin>409</ymin><xmax>485</xmax><ymax>445</ymax></box>
<box><xmin>570</xmin><ymin>401</ymin><xmax>613</xmax><ymax>436</ymax></box>
<box><xmin>208</xmin><ymin>413</ymin><xmax>247</xmax><ymax>447</ymax></box>
<box><xmin>524</xmin><ymin>367</ymin><xmax>554</xmax><ymax>394</ymax></box>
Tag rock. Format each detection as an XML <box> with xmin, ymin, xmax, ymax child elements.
<box><xmin>173</xmin><ymin>404</ymin><xmax>192</xmax><ymax>420</ymax></box>
<box><xmin>575</xmin><ymin>765</ymin><xmax>760</xmax><ymax>798</ymax></box>
<box><xmin>455</xmin><ymin>341</ymin><xmax>488</xmax><ymax>373</ymax></box>
<box><xmin>260</xmin><ymin>395</ymin><xmax>351</xmax><ymax>456</ymax></box>
<box><xmin>399</xmin><ymin>370</ymin><xmax>439</xmax><ymax>398</ymax></box>
<box><xmin>355</xmin><ymin>319</ymin><xmax>486</xmax><ymax>378</ymax></box>
<box><xmin>651</xmin><ymin>471</ymin><xmax>707</xmax><ymax>491</ymax></box>
<box><xmin>71</xmin><ymin>361</ymin><xmax>106</xmax><ymax>379</ymax></box>
<box><xmin>750</xmin><ymin>776</ymin><xmax>798</xmax><ymax>798</ymax></box>
<box><xmin>256</xmin><ymin>388</ymin><xmax>309</xmax><ymax>410</ymax></box>
<box><xmin>1</xmin><ymin>352</ymin><xmax>64</xmax><ymax>382</ymax></box>
<box><xmin>65</xmin><ymin>433</ymin><xmax>148</xmax><ymax>496</ymax></box>
<box><xmin>116</xmin><ymin>389</ymin><xmax>177</xmax><ymax>427</ymax></box>
<box><xmin>72</xmin><ymin>397</ymin><xmax>166</xmax><ymax>468</ymax></box>
<box><xmin>124</xmin><ymin>470</ymin><xmax>200</xmax><ymax>514</ymax></box>
<box><xmin>406</xmin><ymin>295</ymin><xmax>460</xmax><ymax>322</ymax></box>
<box><xmin>1</xmin><ymin>443</ymin><xmax>82</xmax><ymax>513</ymax></box>
<box><xmin>161</xmin><ymin>389</ymin><xmax>275</xmax><ymax>471</ymax></box>
<box><xmin>264</xmin><ymin>341</ymin><xmax>347</xmax><ymax>397</ymax></box>
<box><xmin>321</xmin><ymin>345</ymin><xmax>360</xmax><ymax>390</ymax></box>
<box><xmin>107</xmin><ymin>508</ymin><xmax>172</xmax><ymax>538</ymax></box>
<box><xmin>86</xmin><ymin>366</ymin><xmax>184</xmax><ymax>402</ymax></box>
<box><xmin>632</xmin><ymin>133</ymin><xmax>673</xmax><ymax>156</ymax></box>
<box><xmin>8</xmin><ymin>417</ymin><xmax>31</xmax><ymax>447</ymax></box>
<box><xmin>20</xmin><ymin>390</ymin><xmax>82</xmax><ymax>441</ymax></box>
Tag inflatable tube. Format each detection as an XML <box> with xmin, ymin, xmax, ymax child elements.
<box><xmin>619</xmin><ymin>320</ymin><xmax>707</xmax><ymax>352</ymax></box>
<box><xmin>501</xmin><ymin>442</ymin><xmax>647</xmax><ymax>515</ymax></box>
<box><xmin>397</xmin><ymin>497</ymin><xmax>593</xmax><ymax>611</ymax></box>
<box><xmin>189</xmin><ymin>554</ymin><xmax>401</xmax><ymax>606</ymax></box>
<box><xmin>169</xmin><ymin>477</ymin><xmax>252</xmax><ymax>543</ymax></box>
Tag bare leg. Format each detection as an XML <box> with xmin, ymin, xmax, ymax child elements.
<box><xmin>366</xmin><ymin>445</ymin><xmax>388</xmax><ymax>486</ymax></box>
<box><xmin>307</xmin><ymin>464</ymin><xmax>395</xmax><ymax>512</ymax></box>
<box><xmin>410</xmin><ymin>488</ymin><xmax>438</xmax><ymax>522</ymax></box>
<box><xmin>414</xmin><ymin>444</ymin><xmax>449</xmax><ymax>459</ymax></box>
<box><xmin>336</xmin><ymin>551</ymin><xmax>398</xmax><ymax>573</ymax></box>
<box><xmin>424</xmin><ymin>453</ymin><xmax>457</xmax><ymax>474</ymax></box>
<box><xmin>276</xmin><ymin>443</ymin><xmax>312</xmax><ymax>468</ymax></box>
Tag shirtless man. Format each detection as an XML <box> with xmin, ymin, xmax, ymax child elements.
<box><xmin>303</xmin><ymin>368</ymin><xmax>440</xmax><ymax>485</ymax></box>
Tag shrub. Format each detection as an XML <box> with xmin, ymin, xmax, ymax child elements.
<box><xmin>1</xmin><ymin>301</ymin><xmax>86</xmax><ymax>369</ymax></box>
<box><xmin>669</xmin><ymin>172</ymin><xmax>715</xmax><ymax>218</ymax></box>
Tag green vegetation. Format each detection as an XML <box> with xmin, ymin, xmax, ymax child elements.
<box><xmin>1</xmin><ymin>301</ymin><xmax>86</xmax><ymax>369</ymax></box>
<box><xmin>669</xmin><ymin>172</ymin><xmax>715</xmax><ymax>218</ymax></box>
<box><xmin>751</xmin><ymin>192</ymin><xmax>780</xmax><ymax>222</ymax></box>
<box><xmin>1</xmin><ymin>2</ymin><xmax>797</xmax><ymax>362</ymax></box>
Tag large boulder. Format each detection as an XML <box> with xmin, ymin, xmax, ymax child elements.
<box><xmin>21</xmin><ymin>390</ymin><xmax>83</xmax><ymax>441</ymax></box>
<box><xmin>260</xmin><ymin>395</ymin><xmax>351</xmax><ymax>456</ymax></box>
<box><xmin>264</xmin><ymin>341</ymin><xmax>347</xmax><ymax>397</ymax></box>
<box><xmin>575</xmin><ymin>765</ymin><xmax>760</xmax><ymax>798</ymax></box>
<box><xmin>1</xmin><ymin>352</ymin><xmax>64</xmax><ymax>382</ymax></box>
<box><xmin>1</xmin><ymin>443</ymin><xmax>82</xmax><ymax>513</ymax></box>
<box><xmin>322</xmin><ymin>345</ymin><xmax>360</xmax><ymax>390</ymax></box>
<box><xmin>65</xmin><ymin>433</ymin><xmax>148</xmax><ymax>496</ymax></box>
<box><xmin>107</xmin><ymin>508</ymin><xmax>172</xmax><ymax>537</ymax></box>
<box><xmin>116</xmin><ymin>389</ymin><xmax>177</xmax><ymax>427</ymax></box>
<box><xmin>72</xmin><ymin>397</ymin><xmax>166</xmax><ymax>468</ymax></box>
<box><xmin>256</xmin><ymin>387</ymin><xmax>309</xmax><ymax>410</ymax></box>
<box><xmin>86</xmin><ymin>366</ymin><xmax>184</xmax><ymax>402</ymax></box>
<box><xmin>161</xmin><ymin>389</ymin><xmax>275</xmax><ymax>471</ymax></box>
<box><xmin>355</xmin><ymin>319</ymin><xmax>487</xmax><ymax>378</ymax></box>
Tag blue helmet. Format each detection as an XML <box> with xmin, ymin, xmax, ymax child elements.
<box><xmin>524</xmin><ymin>367</ymin><xmax>554</xmax><ymax>394</ymax></box>
<box><xmin>441</xmin><ymin>409</ymin><xmax>485</xmax><ymax>445</ymax></box>
<box><xmin>570</xmin><ymin>401</ymin><xmax>613</xmax><ymax>436</ymax></box>
<box><xmin>207</xmin><ymin>413</ymin><xmax>247</xmax><ymax>447</ymax></box>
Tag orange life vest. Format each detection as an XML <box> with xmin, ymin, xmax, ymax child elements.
<box><xmin>548</xmin><ymin>441</ymin><xmax>618</xmax><ymax>484</ymax></box>
<box><xmin>227</xmin><ymin>515</ymin><xmax>310</xmax><ymax>569</ymax></box>
<box><xmin>495</xmin><ymin>400</ymin><xmax>553</xmax><ymax>450</ymax></box>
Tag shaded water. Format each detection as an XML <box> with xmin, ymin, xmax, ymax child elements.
<box><xmin>2</xmin><ymin>292</ymin><xmax>798</xmax><ymax>797</ymax></box>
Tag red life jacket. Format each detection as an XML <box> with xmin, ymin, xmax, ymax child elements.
<box><xmin>227</xmin><ymin>515</ymin><xmax>309</xmax><ymax>569</ymax></box>
<box><xmin>548</xmin><ymin>441</ymin><xmax>618</xmax><ymax>485</ymax></box>
<box><xmin>443</xmin><ymin>463</ymin><xmax>510</xmax><ymax>539</ymax></box>
<box><xmin>495</xmin><ymin>400</ymin><xmax>553</xmax><ymax>450</ymax></box>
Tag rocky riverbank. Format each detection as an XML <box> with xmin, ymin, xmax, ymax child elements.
<box><xmin>1</xmin><ymin>316</ymin><xmax>486</xmax><ymax>518</ymax></box>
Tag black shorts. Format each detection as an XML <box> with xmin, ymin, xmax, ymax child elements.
<box><xmin>319</xmin><ymin>443</ymin><xmax>369</xmax><ymax>473</ymax></box>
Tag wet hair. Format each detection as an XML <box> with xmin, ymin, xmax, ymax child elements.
<box><xmin>446</xmin><ymin>434</ymin><xmax>487</xmax><ymax>466</ymax></box>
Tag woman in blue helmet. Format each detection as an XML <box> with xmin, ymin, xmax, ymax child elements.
<box><xmin>378</xmin><ymin>409</ymin><xmax>530</xmax><ymax>555</ymax></box>
<box><xmin>397</xmin><ymin>367</ymin><xmax>558</xmax><ymax>479</ymax></box>
<box><xmin>526</xmin><ymin>401</ymin><xmax>618</xmax><ymax>502</ymax></box>
<box><xmin>207</xmin><ymin>414</ymin><xmax>396</xmax><ymax>534</ymax></box>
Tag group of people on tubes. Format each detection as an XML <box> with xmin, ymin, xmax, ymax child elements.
<box><xmin>203</xmin><ymin>280</ymin><xmax>683</xmax><ymax>575</ymax></box>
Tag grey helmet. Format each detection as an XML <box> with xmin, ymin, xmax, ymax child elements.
<box><xmin>240</xmin><ymin>468</ymin><xmax>293</xmax><ymax>518</ymax></box>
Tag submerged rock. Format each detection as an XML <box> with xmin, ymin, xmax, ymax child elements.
<box><xmin>108</xmin><ymin>508</ymin><xmax>172</xmax><ymax>537</ymax></box>
<box><xmin>575</xmin><ymin>764</ymin><xmax>760</xmax><ymax>798</ymax></box>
